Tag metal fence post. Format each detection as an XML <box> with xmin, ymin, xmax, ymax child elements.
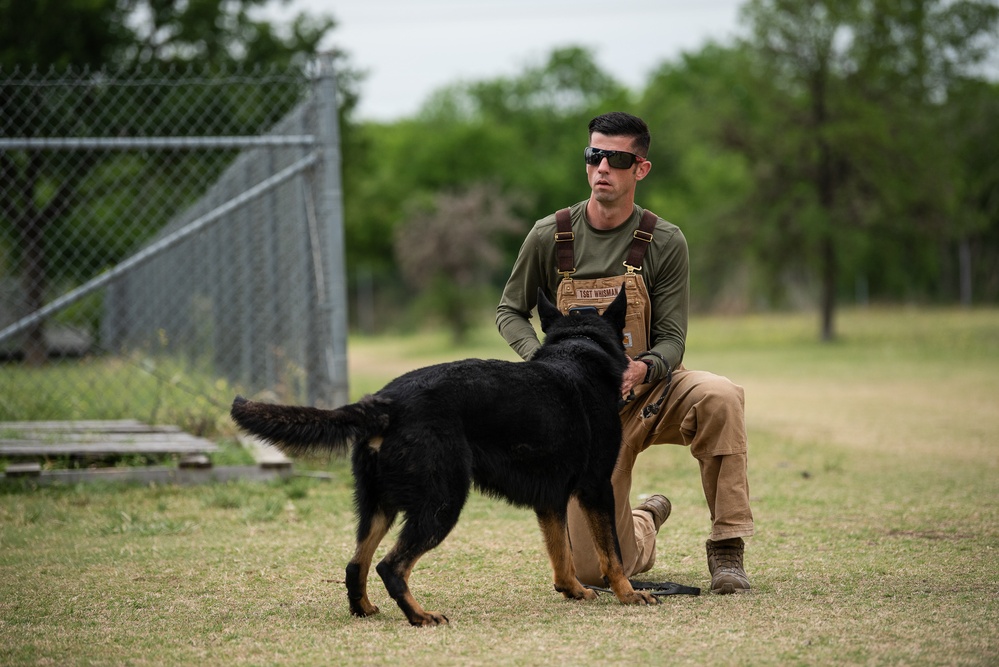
<box><xmin>311</xmin><ymin>54</ymin><xmax>350</xmax><ymax>408</ymax></box>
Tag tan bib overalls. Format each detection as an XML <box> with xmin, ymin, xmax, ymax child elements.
<box><xmin>552</xmin><ymin>208</ymin><xmax>754</xmax><ymax>586</ymax></box>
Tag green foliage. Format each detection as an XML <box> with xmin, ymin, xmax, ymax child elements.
<box><xmin>0</xmin><ymin>0</ymin><xmax>132</xmax><ymax>68</ymax></box>
<box><xmin>0</xmin><ymin>0</ymin><xmax>340</xmax><ymax>70</ymax></box>
<box><xmin>5</xmin><ymin>1</ymin><xmax>998</xmax><ymax>346</ymax></box>
<box><xmin>636</xmin><ymin>45</ymin><xmax>759</xmax><ymax>309</ymax></box>
<box><xmin>342</xmin><ymin>17</ymin><xmax>998</xmax><ymax>337</ymax></box>
<box><xmin>724</xmin><ymin>0</ymin><xmax>999</xmax><ymax>334</ymax></box>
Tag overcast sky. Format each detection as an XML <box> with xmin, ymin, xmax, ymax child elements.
<box><xmin>261</xmin><ymin>0</ymin><xmax>748</xmax><ymax>121</ymax></box>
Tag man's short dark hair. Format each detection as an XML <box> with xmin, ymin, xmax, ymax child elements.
<box><xmin>588</xmin><ymin>112</ymin><xmax>651</xmax><ymax>157</ymax></box>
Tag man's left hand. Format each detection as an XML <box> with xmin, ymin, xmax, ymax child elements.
<box><xmin>621</xmin><ymin>359</ymin><xmax>649</xmax><ymax>397</ymax></box>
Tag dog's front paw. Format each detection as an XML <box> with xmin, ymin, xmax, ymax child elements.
<box><xmin>619</xmin><ymin>590</ymin><xmax>659</xmax><ymax>605</ymax></box>
<box><xmin>555</xmin><ymin>583</ymin><xmax>598</xmax><ymax>601</ymax></box>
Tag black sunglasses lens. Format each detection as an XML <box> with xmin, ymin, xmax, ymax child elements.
<box><xmin>607</xmin><ymin>152</ymin><xmax>634</xmax><ymax>168</ymax></box>
<box><xmin>584</xmin><ymin>147</ymin><xmax>636</xmax><ymax>169</ymax></box>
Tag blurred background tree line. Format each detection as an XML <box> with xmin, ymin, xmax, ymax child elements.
<box><xmin>3</xmin><ymin>0</ymin><xmax>998</xmax><ymax>345</ymax></box>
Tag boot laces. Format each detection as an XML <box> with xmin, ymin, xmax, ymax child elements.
<box><xmin>709</xmin><ymin>542</ymin><xmax>744</xmax><ymax>571</ymax></box>
<box><xmin>713</xmin><ymin>548</ymin><xmax>742</xmax><ymax>570</ymax></box>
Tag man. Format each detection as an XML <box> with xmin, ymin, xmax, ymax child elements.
<box><xmin>496</xmin><ymin>111</ymin><xmax>754</xmax><ymax>594</ymax></box>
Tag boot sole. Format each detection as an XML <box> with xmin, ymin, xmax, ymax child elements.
<box><xmin>710</xmin><ymin>583</ymin><xmax>750</xmax><ymax>595</ymax></box>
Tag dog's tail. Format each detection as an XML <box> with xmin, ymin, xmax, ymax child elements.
<box><xmin>230</xmin><ymin>395</ymin><xmax>389</xmax><ymax>457</ymax></box>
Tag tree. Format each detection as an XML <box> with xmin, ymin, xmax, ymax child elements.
<box><xmin>0</xmin><ymin>0</ymin><xmax>353</xmax><ymax>364</ymax></box>
<box><xmin>393</xmin><ymin>184</ymin><xmax>524</xmax><ymax>343</ymax></box>
<box><xmin>735</xmin><ymin>0</ymin><xmax>999</xmax><ymax>339</ymax></box>
<box><xmin>636</xmin><ymin>44</ymin><xmax>758</xmax><ymax>311</ymax></box>
<box><xmin>943</xmin><ymin>79</ymin><xmax>999</xmax><ymax>304</ymax></box>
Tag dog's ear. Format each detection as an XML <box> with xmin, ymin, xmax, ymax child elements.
<box><xmin>537</xmin><ymin>288</ymin><xmax>563</xmax><ymax>333</ymax></box>
<box><xmin>601</xmin><ymin>287</ymin><xmax>628</xmax><ymax>334</ymax></box>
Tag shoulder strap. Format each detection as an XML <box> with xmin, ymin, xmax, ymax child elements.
<box><xmin>555</xmin><ymin>207</ymin><xmax>659</xmax><ymax>276</ymax></box>
<box><xmin>624</xmin><ymin>210</ymin><xmax>658</xmax><ymax>272</ymax></box>
<box><xmin>554</xmin><ymin>207</ymin><xmax>575</xmax><ymax>277</ymax></box>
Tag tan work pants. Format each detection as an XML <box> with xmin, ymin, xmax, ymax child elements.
<box><xmin>567</xmin><ymin>367</ymin><xmax>755</xmax><ymax>586</ymax></box>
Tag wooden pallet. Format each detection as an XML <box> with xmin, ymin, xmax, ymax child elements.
<box><xmin>0</xmin><ymin>420</ymin><xmax>293</xmax><ymax>485</ymax></box>
<box><xmin>0</xmin><ymin>420</ymin><xmax>218</xmax><ymax>458</ymax></box>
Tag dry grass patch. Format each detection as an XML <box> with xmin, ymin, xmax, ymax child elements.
<box><xmin>1</xmin><ymin>307</ymin><xmax>997</xmax><ymax>665</ymax></box>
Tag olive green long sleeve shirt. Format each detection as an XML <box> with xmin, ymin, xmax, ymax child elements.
<box><xmin>496</xmin><ymin>201</ymin><xmax>689</xmax><ymax>383</ymax></box>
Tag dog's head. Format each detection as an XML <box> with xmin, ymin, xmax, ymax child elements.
<box><xmin>537</xmin><ymin>287</ymin><xmax>627</xmax><ymax>336</ymax></box>
<box><xmin>536</xmin><ymin>287</ymin><xmax>628</xmax><ymax>356</ymax></box>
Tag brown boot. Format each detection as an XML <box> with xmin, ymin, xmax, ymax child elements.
<box><xmin>635</xmin><ymin>494</ymin><xmax>671</xmax><ymax>531</ymax></box>
<box><xmin>706</xmin><ymin>537</ymin><xmax>751</xmax><ymax>594</ymax></box>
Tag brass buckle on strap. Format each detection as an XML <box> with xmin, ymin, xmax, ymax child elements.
<box><xmin>633</xmin><ymin>229</ymin><xmax>654</xmax><ymax>243</ymax></box>
<box><xmin>554</xmin><ymin>231</ymin><xmax>575</xmax><ymax>242</ymax></box>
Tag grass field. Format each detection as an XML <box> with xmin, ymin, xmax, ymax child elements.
<box><xmin>1</xmin><ymin>307</ymin><xmax>997</xmax><ymax>665</ymax></box>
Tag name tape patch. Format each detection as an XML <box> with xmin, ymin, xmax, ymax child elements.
<box><xmin>576</xmin><ymin>286</ymin><xmax>622</xmax><ymax>300</ymax></box>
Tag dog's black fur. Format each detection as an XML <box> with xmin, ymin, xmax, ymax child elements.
<box><xmin>230</xmin><ymin>289</ymin><xmax>658</xmax><ymax>626</ymax></box>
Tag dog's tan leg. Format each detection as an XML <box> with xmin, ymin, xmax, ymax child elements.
<box><xmin>371</xmin><ymin>484</ymin><xmax>466</xmax><ymax>626</ymax></box>
<box><xmin>581</xmin><ymin>509</ymin><xmax>658</xmax><ymax>605</ymax></box>
<box><xmin>376</xmin><ymin>552</ymin><xmax>449</xmax><ymax>626</ymax></box>
<box><xmin>537</xmin><ymin>512</ymin><xmax>597</xmax><ymax>601</ymax></box>
<box><xmin>346</xmin><ymin>510</ymin><xmax>392</xmax><ymax>617</ymax></box>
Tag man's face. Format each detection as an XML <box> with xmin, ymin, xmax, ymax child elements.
<box><xmin>586</xmin><ymin>132</ymin><xmax>651</xmax><ymax>204</ymax></box>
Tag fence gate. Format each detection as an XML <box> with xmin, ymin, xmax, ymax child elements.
<box><xmin>0</xmin><ymin>58</ymin><xmax>349</xmax><ymax>432</ymax></box>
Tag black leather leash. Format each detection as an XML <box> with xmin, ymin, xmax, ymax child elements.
<box><xmin>583</xmin><ymin>579</ymin><xmax>701</xmax><ymax>597</ymax></box>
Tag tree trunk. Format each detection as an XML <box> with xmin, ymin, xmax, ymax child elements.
<box><xmin>14</xmin><ymin>151</ymin><xmax>90</xmax><ymax>366</ymax></box>
<box><xmin>13</xmin><ymin>152</ymin><xmax>49</xmax><ymax>366</ymax></box>
<box><xmin>958</xmin><ymin>237</ymin><xmax>972</xmax><ymax>307</ymax></box>
<box><xmin>813</xmin><ymin>62</ymin><xmax>837</xmax><ymax>343</ymax></box>
<box><xmin>20</xmin><ymin>211</ymin><xmax>48</xmax><ymax>366</ymax></box>
<box><xmin>819</xmin><ymin>234</ymin><xmax>836</xmax><ymax>342</ymax></box>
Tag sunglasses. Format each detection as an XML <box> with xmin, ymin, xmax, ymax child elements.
<box><xmin>584</xmin><ymin>146</ymin><xmax>646</xmax><ymax>169</ymax></box>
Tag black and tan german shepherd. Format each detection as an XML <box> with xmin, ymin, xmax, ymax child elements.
<box><xmin>229</xmin><ymin>289</ymin><xmax>658</xmax><ymax>626</ymax></box>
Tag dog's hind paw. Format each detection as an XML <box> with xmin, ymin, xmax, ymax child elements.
<box><xmin>349</xmin><ymin>602</ymin><xmax>380</xmax><ymax>617</ymax></box>
<box><xmin>409</xmin><ymin>611</ymin><xmax>449</xmax><ymax>627</ymax></box>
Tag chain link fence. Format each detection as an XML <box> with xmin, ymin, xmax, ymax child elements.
<box><xmin>0</xmin><ymin>59</ymin><xmax>349</xmax><ymax>432</ymax></box>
